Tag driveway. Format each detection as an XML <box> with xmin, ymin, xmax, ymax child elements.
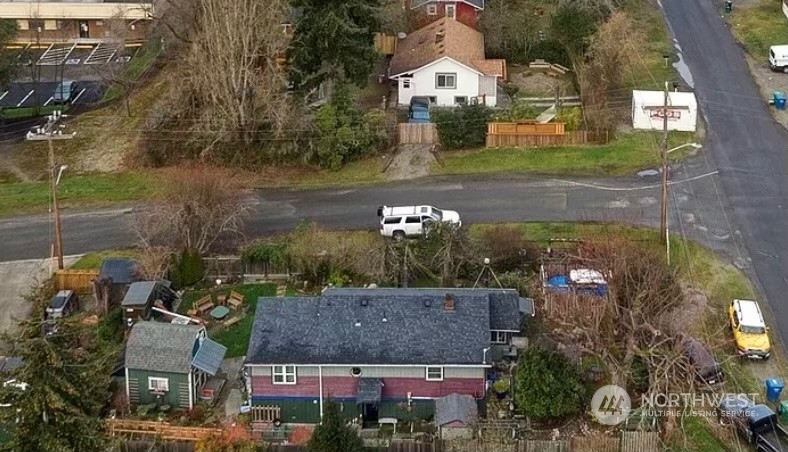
<box><xmin>0</xmin><ymin>257</ymin><xmax>76</xmax><ymax>334</ymax></box>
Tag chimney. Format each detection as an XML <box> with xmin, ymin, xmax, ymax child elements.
<box><xmin>443</xmin><ymin>293</ymin><xmax>455</xmax><ymax>312</ymax></box>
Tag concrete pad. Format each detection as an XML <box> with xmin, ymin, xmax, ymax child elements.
<box><xmin>225</xmin><ymin>388</ymin><xmax>243</xmax><ymax>417</ymax></box>
<box><xmin>0</xmin><ymin>257</ymin><xmax>77</xmax><ymax>334</ymax></box>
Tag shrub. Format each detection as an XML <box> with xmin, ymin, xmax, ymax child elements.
<box><xmin>515</xmin><ymin>346</ymin><xmax>585</xmax><ymax>420</ymax></box>
<box><xmin>433</xmin><ymin>104</ymin><xmax>491</xmax><ymax>150</ymax></box>
<box><xmin>493</xmin><ymin>379</ymin><xmax>510</xmax><ymax>393</ymax></box>
<box><xmin>478</xmin><ymin>225</ymin><xmax>539</xmax><ymax>273</ymax></box>
<box><xmin>170</xmin><ymin>248</ymin><xmax>205</xmax><ymax>289</ymax></box>
<box><xmin>496</xmin><ymin>272</ymin><xmax>530</xmax><ymax>296</ymax></box>
<box><xmin>555</xmin><ymin>106</ymin><xmax>583</xmax><ymax>131</ymax></box>
<box><xmin>242</xmin><ymin>241</ymin><xmax>288</xmax><ymax>268</ymax></box>
<box><xmin>97</xmin><ymin>307</ymin><xmax>124</xmax><ymax>345</ymax></box>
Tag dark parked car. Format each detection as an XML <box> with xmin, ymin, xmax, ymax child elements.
<box><xmin>46</xmin><ymin>290</ymin><xmax>79</xmax><ymax>319</ymax></box>
<box><xmin>680</xmin><ymin>335</ymin><xmax>723</xmax><ymax>386</ymax></box>
<box><xmin>53</xmin><ymin>81</ymin><xmax>78</xmax><ymax>104</ymax></box>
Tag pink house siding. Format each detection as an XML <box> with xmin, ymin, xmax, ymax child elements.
<box><xmin>251</xmin><ymin>376</ymin><xmax>484</xmax><ymax>399</ymax></box>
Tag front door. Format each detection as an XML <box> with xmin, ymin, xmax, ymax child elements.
<box><xmin>79</xmin><ymin>21</ymin><xmax>89</xmax><ymax>38</ymax></box>
<box><xmin>362</xmin><ymin>403</ymin><xmax>379</xmax><ymax>428</ymax></box>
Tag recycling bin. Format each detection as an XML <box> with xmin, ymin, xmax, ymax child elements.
<box><xmin>725</xmin><ymin>0</ymin><xmax>732</xmax><ymax>12</ymax></box>
<box><xmin>774</xmin><ymin>92</ymin><xmax>786</xmax><ymax>110</ymax></box>
<box><xmin>779</xmin><ymin>401</ymin><xmax>788</xmax><ymax>423</ymax></box>
<box><xmin>766</xmin><ymin>378</ymin><xmax>784</xmax><ymax>402</ymax></box>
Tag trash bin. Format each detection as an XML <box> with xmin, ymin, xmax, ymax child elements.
<box><xmin>780</xmin><ymin>401</ymin><xmax>788</xmax><ymax>423</ymax></box>
<box><xmin>775</xmin><ymin>92</ymin><xmax>787</xmax><ymax>110</ymax></box>
<box><xmin>766</xmin><ymin>378</ymin><xmax>785</xmax><ymax>402</ymax></box>
<box><xmin>725</xmin><ymin>0</ymin><xmax>732</xmax><ymax>12</ymax></box>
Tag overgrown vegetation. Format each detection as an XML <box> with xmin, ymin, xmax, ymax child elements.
<box><xmin>515</xmin><ymin>346</ymin><xmax>585</xmax><ymax>419</ymax></box>
<box><xmin>0</xmin><ymin>19</ymin><xmax>18</xmax><ymax>88</ymax></box>
<box><xmin>308</xmin><ymin>399</ymin><xmax>364</xmax><ymax>452</ymax></box>
<box><xmin>729</xmin><ymin>0</ymin><xmax>788</xmax><ymax>57</ymax></box>
<box><xmin>433</xmin><ymin>105</ymin><xmax>492</xmax><ymax>150</ymax></box>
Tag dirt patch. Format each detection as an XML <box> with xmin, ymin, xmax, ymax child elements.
<box><xmin>0</xmin><ymin>149</ymin><xmax>32</xmax><ymax>182</ymax></box>
<box><xmin>508</xmin><ymin>66</ymin><xmax>576</xmax><ymax>97</ymax></box>
<box><xmin>384</xmin><ymin>144</ymin><xmax>436</xmax><ymax>180</ymax></box>
<box><xmin>744</xmin><ymin>56</ymin><xmax>788</xmax><ymax>128</ymax></box>
<box><xmin>664</xmin><ymin>286</ymin><xmax>710</xmax><ymax>336</ymax></box>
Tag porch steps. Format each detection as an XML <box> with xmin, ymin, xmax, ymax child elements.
<box><xmin>275</xmin><ymin>284</ymin><xmax>286</xmax><ymax>297</ymax></box>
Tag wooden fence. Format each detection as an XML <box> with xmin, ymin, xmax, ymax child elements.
<box><xmin>486</xmin><ymin>130</ymin><xmax>610</xmax><ymax>148</ymax></box>
<box><xmin>55</xmin><ymin>269</ymin><xmax>99</xmax><ymax>292</ymax></box>
<box><xmin>106</xmin><ymin>419</ymin><xmax>223</xmax><ymax>442</ymax></box>
<box><xmin>374</xmin><ymin>33</ymin><xmax>397</xmax><ymax>55</ymax></box>
<box><xmin>398</xmin><ymin>123</ymin><xmax>438</xmax><ymax>144</ymax></box>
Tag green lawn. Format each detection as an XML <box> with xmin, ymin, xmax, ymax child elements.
<box><xmin>0</xmin><ymin>171</ymin><xmax>156</xmax><ymax>217</ymax></box>
<box><xmin>0</xmin><ymin>104</ymin><xmax>70</xmax><ymax>119</ymax></box>
<box><xmin>729</xmin><ymin>1</ymin><xmax>788</xmax><ymax>58</ymax></box>
<box><xmin>179</xmin><ymin>283</ymin><xmax>277</xmax><ymax>358</ymax></box>
<box><xmin>70</xmin><ymin>249</ymin><xmax>143</xmax><ymax>269</ymax></box>
<box><xmin>437</xmin><ymin>132</ymin><xmax>698</xmax><ymax>176</ymax></box>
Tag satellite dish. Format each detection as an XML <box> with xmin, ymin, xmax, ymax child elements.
<box><xmin>397</xmin><ymin>32</ymin><xmax>407</xmax><ymax>39</ymax></box>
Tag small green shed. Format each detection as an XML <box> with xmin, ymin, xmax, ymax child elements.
<box><xmin>125</xmin><ymin>321</ymin><xmax>227</xmax><ymax>410</ymax></box>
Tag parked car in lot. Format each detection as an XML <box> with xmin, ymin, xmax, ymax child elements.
<box><xmin>678</xmin><ymin>334</ymin><xmax>723</xmax><ymax>386</ymax></box>
<box><xmin>52</xmin><ymin>80</ymin><xmax>78</xmax><ymax>104</ymax></box>
<box><xmin>729</xmin><ymin>298</ymin><xmax>771</xmax><ymax>359</ymax></box>
<box><xmin>378</xmin><ymin>205</ymin><xmax>461</xmax><ymax>239</ymax></box>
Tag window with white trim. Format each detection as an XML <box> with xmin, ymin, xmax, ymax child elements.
<box><xmin>454</xmin><ymin>96</ymin><xmax>468</xmax><ymax>105</ymax></box>
<box><xmin>491</xmin><ymin>331</ymin><xmax>510</xmax><ymax>344</ymax></box>
<box><xmin>44</xmin><ymin>20</ymin><xmax>57</xmax><ymax>31</ymax></box>
<box><xmin>272</xmin><ymin>365</ymin><xmax>296</xmax><ymax>384</ymax></box>
<box><xmin>17</xmin><ymin>20</ymin><xmax>29</xmax><ymax>31</ymax></box>
<box><xmin>402</xmin><ymin>79</ymin><xmax>412</xmax><ymax>89</ymax></box>
<box><xmin>445</xmin><ymin>4</ymin><xmax>457</xmax><ymax>20</ymax></box>
<box><xmin>426</xmin><ymin>366</ymin><xmax>444</xmax><ymax>381</ymax></box>
<box><xmin>426</xmin><ymin>4</ymin><xmax>437</xmax><ymax>15</ymax></box>
<box><xmin>436</xmin><ymin>73</ymin><xmax>456</xmax><ymax>89</ymax></box>
<box><xmin>148</xmin><ymin>377</ymin><xmax>169</xmax><ymax>392</ymax></box>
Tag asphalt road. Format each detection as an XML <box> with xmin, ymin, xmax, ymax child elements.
<box><xmin>0</xmin><ymin>167</ymin><xmax>728</xmax><ymax>260</ymax></box>
<box><xmin>663</xmin><ymin>0</ymin><xmax>788</xmax><ymax>343</ymax></box>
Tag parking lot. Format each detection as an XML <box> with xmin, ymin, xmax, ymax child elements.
<box><xmin>0</xmin><ymin>42</ymin><xmax>142</xmax><ymax>110</ymax></box>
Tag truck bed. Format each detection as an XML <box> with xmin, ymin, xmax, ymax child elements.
<box><xmin>756</xmin><ymin>428</ymin><xmax>788</xmax><ymax>452</ymax></box>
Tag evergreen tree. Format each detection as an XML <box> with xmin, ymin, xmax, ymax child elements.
<box><xmin>288</xmin><ymin>0</ymin><xmax>381</xmax><ymax>92</ymax></box>
<box><xmin>0</xmin><ymin>322</ymin><xmax>114</xmax><ymax>451</ymax></box>
<box><xmin>308</xmin><ymin>400</ymin><xmax>364</xmax><ymax>452</ymax></box>
<box><xmin>515</xmin><ymin>346</ymin><xmax>585</xmax><ymax>420</ymax></box>
<box><xmin>0</xmin><ymin>19</ymin><xmax>18</xmax><ymax>89</ymax></box>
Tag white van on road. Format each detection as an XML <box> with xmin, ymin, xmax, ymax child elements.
<box><xmin>378</xmin><ymin>205</ymin><xmax>461</xmax><ymax>239</ymax></box>
<box><xmin>769</xmin><ymin>45</ymin><xmax>788</xmax><ymax>72</ymax></box>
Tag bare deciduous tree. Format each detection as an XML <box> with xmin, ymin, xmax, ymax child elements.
<box><xmin>146</xmin><ymin>0</ymin><xmax>295</xmax><ymax>163</ymax></box>
<box><xmin>133</xmin><ymin>166</ymin><xmax>248</xmax><ymax>254</ymax></box>
<box><xmin>576</xmin><ymin>11</ymin><xmax>645</xmax><ymax>131</ymax></box>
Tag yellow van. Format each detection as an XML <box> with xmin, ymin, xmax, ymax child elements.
<box><xmin>729</xmin><ymin>299</ymin><xmax>770</xmax><ymax>359</ymax></box>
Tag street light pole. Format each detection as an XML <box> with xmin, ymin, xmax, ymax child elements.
<box><xmin>659</xmin><ymin>81</ymin><xmax>669</xmax><ymax>245</ymax></box>
<box><xmin>28</xmin><ymin>111</ymin><xmax>74</xmax><ymax>270</ymax></box>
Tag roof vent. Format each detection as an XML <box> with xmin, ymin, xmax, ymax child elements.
<box><xmin>424</xmin><ymin>299</ymin><xmax>432</xmax><ymax>307</ymax></box>
<box><xmin>361</xmin><ymin>299</ymin><xmax>369</xmax><ymax>307</ymax></box>
<box><xmin>354</xmin><ymin>320</ymin><xmax>361</xmax><ymax>327</ymax></box>
<box><xmin>444</xmin><ymin>293</ymin><xmax>455</xmax><ymax>312</ymax></box>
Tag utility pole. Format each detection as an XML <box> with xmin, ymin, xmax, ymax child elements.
<box><xmin>27</xmin><ymin>110</ymin><xmax>74</xmax><ymax>270</ymax></box>
<box><xmin>659</xmin><ymin>81</ymin><xmax>669</xmax><ymax>245</ymax></box>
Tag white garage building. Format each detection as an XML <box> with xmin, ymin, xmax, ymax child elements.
<box><xmin>631</xmin><ymin>90</ymin><xmax>698</xmax><ymax>132</ymax></box>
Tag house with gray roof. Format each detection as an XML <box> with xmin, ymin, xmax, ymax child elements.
<box><xmin>125</xmin><ymin>321</ymin><xmax>226</xmax><ymax>410</ymax></box>
<box><xmin>244</xmin><ymin>287</ymin><xmax>522</xmax><ymax>424</ymax></box>
<box><xmin>93</xmin><ymin>258</ymin><xmax>142</xmax><ymax>312</ymax></box>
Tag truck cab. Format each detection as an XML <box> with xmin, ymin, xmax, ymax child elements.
<box><xmin>769</xmin><ymin>45</ymin><xmax>788</xmax><ymax>73</ymax></box>
<box><xmin>729</xmin><ymin>298</ymin><xmax>771</xmax><ymax>359</ymax></box>
<box><xmin>377</xmin><ymin>205</ymin><xmax>461</xmax><ymax>239</ymax></box>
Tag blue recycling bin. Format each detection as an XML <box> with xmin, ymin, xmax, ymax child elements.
<box><xmin>774</xmin><ymin>92</ymin><xmax>786</xmax><ymax>110</ymax></box>
<box><xmin>766</xmin><ymin>378</ymin><xmax>785</xmax><ymax>402</ymax></box>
